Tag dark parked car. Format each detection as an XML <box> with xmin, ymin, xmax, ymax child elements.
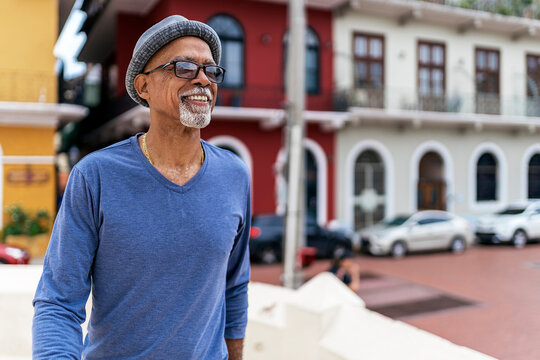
<box><xmin>0</xmin><ymin>244</ymin><xmax>30</xmax><ymax>264</ymax></box>
<box><xmin>249</xmin><ymin>214</ymin><xmax>352</xmax><ymax>264</ymax></box>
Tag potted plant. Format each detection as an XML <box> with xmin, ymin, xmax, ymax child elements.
<box><xmin>2</xmin><ymin>205</ymin><xmax>51</xmax><ymax>258</ymax></box>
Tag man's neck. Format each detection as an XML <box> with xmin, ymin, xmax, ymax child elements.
<box><xmin>143</xmin><ymin>117</ymin><xmax>202</xmax><ymax>169</ymax></box>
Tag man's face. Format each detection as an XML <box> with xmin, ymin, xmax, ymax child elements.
<box><xmin>142</xmin><ymin>36</ymin><xmax>218</xmax><ymax>128</ymax></box>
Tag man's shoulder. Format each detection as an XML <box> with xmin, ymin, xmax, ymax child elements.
<box><xmin>204</xmin><ymin>141</ymin><xmax>249</xmax><ymax>176</ymax></box>
<box><xmin>74</xmin><ymin>137</ymin><xmax>134</xmax><ymax>175</ymax></box>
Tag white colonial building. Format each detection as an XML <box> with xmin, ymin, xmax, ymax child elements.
<box><xmin>332</xmin><ymin>0</ymin><xmax>540</xmax><ymax>230</ymax></box>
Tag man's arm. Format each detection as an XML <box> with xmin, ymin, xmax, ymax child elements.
<box><xmin>224</xmin><ymin>182</ymin><xmax>251</xmax><ymax>356</ymax></box>
<box><xmin>32</xmin><ymin>168</ymin><xmax>98</xmax><ymax>358</ymax></box>
<box><xmin>225</xmin><ymin>338</ymin><xmax>244</xmax><ymax>360</ymax></box>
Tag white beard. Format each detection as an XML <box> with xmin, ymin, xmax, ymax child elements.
<box><xmin>178</xmin><ymin>96</ymin><xmax>211</xmax><ymax>129</ymax></box>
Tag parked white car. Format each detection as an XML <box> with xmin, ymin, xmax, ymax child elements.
<box><xmin>475</xmin><ymin>201</ymin><xmax>540</xmax><ymax>248</ymax></box>
<box><xmin>360</xmin><ymin>210</ymin><xmax>474</xmax><ymax>258</ymax></box>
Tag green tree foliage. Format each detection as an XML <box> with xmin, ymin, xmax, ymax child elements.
<box><xmin>453</xmin><ymin>0</ymin><xmax>539</xmax><ymax>18</ymax></box>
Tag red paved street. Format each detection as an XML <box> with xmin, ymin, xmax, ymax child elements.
<box><xmin>251</xmin><ymin>244</ymin><xmax>540</xmax><ymax>360</ymax></box>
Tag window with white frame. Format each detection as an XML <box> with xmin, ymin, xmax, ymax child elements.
<box><xmin>353</xmin><ymin>32</ymin><xmax>384</xmax><ymax>108</ymax></box>
<box><xmin>418</xmin><ymin>41</ymin><xmax>445</xmax><ymax>112</ymax></box>
<box><xmin>476</xmin><ymin>152</ymin><xmax>498</xmax><ymax>201</ymax></box>
<box><xmin>475</xmin><ymin>48</ymin><xmax>500</xmax><ymax>114</ymax></box>
<box><xmin>526</xmin><ymin>54</ymin><xmax>540</xmax><ymax>116</ymax></box>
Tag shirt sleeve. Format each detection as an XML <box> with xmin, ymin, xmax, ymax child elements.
<box><xmin>224</xmin><ymin>183</ymin><xmax>251</xmax><ymax>339</ymax></box>
<box><xmin>32</xmin><ymin>167</ymin><xmax>99</xmax><ymax>359</ymax></box>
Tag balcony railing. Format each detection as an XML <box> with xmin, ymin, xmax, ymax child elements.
<box><xmin>215</xmin><ymin>85</ymin><xmax>540</xmax><ymax>118</ymax></box>
<box><xmin>216</xmin><ymin>85</ymin><xmax>334</xmax><ymax>111</ymax></box>
<box><xmin>334</xmin><ymin>87</ymin><xmax>540</xmax><ymax>117</ymax></box>
<box><xmin>0</xmin><ymin>71</ymin><xmax>57</xmax><ymax>103</ymax></box>
<box><xmin>420</xmin><ymin>0</ymin><xmax>540</xmax><ymax>19</ymax></box>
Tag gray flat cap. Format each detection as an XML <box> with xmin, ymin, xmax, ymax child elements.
<box><xmin>125</xmin><ymin>15</ymin><xmax>221</xmax><ymax>107</ymax></box>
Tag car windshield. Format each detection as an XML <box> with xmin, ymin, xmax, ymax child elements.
<box><xmin>382</xmin><ymin>215</ymin><xmax>410</xmax><ymax>227</ymax></box>
<box><xmin>497</xmin><ymin>208</ymin><xmax>526</xmax><ymax>215</ymax></box>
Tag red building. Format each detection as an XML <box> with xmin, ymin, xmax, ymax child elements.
<box><xmin>71</xmin><ymin>0</ymin><xmax>348</xmax><ymax>224</ymax></box>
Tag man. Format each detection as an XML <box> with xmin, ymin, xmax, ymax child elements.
<box><xmin>33</xmin><ymin>15</ymin><xmax>251</xmax><ymax>360</ymax></box>
<box><xmin>328</xmin><ymin>249</ymin><xmax>361</xmax><ymax>293</ymax></box>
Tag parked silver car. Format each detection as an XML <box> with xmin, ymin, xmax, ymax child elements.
<box><xmin>360</xmin><ymin>210</ymin><xmax>474</xmax><ymax>258</ymax></box>
<box><xmin>475</xmin><ymin>201</ymin><xmax>540</xmax><ymax>248</ymax></box>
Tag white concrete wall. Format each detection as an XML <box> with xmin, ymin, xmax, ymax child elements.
<box><xmin>245</xmin><ymin>272</ymin><xmax>495</xmax><ymax>360</ymax></box>
<box><xmin>2</xmin><ymin>267</ymin><xmax>495</xmax><ymax>360</ymax></box>
<box><xmin>0</xmin><ymin>266</ymin><xmax>90</xmax><ymax>360</ymax></box>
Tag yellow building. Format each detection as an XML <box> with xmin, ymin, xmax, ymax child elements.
<box><xmin>0</xmin><ymin>0</ymin><xmax>86</xmax><ymax>232</ymax></box>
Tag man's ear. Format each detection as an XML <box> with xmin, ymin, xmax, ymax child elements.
<box><xmin>134</xmin><ymin>74</ymin><xmax>149</xmax><ymax>101</ymax></box>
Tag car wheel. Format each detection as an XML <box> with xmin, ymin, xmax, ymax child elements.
<box><xmin>0</xmin><ymin>258</ymin><xmax>8</xmax><ymax>265</ymax></box>
<box><xmin>512</xmin><ymin>230</ymin><xmax>527</xmax><ymax>248</ymax></box>
<box><xmin>390</xmin><ymin>241</ymin><xmax>407</xmax><ymax>259</ymax></box>
<box><xmin>260</xmin><ymin>247</ymin><xmax>279</xmax><ymax>264</ymax></box>
<box><xmin>450</xmin><ymin>236</ymin><xmax>466</xmax><ymax>254</ymax></box>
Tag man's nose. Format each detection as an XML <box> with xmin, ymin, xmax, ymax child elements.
<box><xmin>192</xmin><ymin>68</ymin><xmax>211</xmax><ymax>87</ymax></box>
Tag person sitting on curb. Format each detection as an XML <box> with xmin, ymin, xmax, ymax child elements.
<box><xmin>328</xmin><ymin>249</ymin><xmax>361</xmax><ymax>293</ymax></box>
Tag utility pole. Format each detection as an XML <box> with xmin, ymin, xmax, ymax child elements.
<box><xmin>283</xmin><ymin>0</ymin><xmax>306</xmax><ymax>289</ymax></box>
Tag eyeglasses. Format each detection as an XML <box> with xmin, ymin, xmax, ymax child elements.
<box><xmin>143</xmin><ymin>60</ymin><xmax>226</xmax><ymax>84</ymax></box>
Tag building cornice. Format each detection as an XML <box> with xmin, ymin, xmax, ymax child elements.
<box><xmin>349</xmin><ymin>0</ymin><xmax>540</xmax><ymax>40</ymax></box>
<box><xmin>105</xmin><ymin>104</ymin><xmax>540</xmax><ymax>137</ymax></box>
<box><xmin>0</xmin><ymin>102</ymin><xmax>88</xmax><ymax>128</ymax></box>
<box><xmin>214</xmin><ymin>106</ymin><xmax>351</xmax><ymax>131</ymax></box>
<box><xmin>98</xmin><ymin>105</ymin><xmax>350</xmax><ymax>143</ymax></box>
<box><xmin>349</xmin><ymin>106</ymin><xmax>540</xmax><ymax>132</ymax></box>
<box><xmin>1</xmin><ymin>156</ymin><xmax>56</xmax><ymax>164</ymax></box>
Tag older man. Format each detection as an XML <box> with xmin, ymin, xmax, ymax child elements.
<box><xmin>33</xmin><ymin>15</ymin><xmax>251</xmax><ymax>360</ymax></box>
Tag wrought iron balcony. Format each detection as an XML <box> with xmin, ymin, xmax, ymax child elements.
<box><xmin>334</xmin><ymin>86</ymin><xmax>540</xmax><ymax>118</ymax></box>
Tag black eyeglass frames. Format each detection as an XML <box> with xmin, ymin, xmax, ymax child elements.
<box><xmin>143</xmin><ymin>60</ymin><xmax>226</xmax><ymax>84</ymax></box>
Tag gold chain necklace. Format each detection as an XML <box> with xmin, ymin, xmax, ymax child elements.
<box><xmin>142</xmin><ymin>133</ymin><xmax>154</xmax><ymax>165</ymax></box>
<box><xmin>142</xmin><ymin>133</ymin><xmax>204</xmax><ymax>166</ymax></box>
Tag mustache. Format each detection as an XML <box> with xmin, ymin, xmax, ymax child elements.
<box><xmin>179</xmin><ymin>87</ymin><xmax>212</xmax><ymax>101</ymax></box>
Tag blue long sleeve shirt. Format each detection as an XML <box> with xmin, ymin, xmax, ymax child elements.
<box><xmin>33</xmin><ymin>135</ymin><xmax>251</xmax><ymax>359</ymax></box>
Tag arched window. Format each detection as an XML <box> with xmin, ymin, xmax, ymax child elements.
<box><xmin>529</xmin><ymin>154</ymin><xmax>540</xmax><ymax>199</ymax></box>
<box><xmin>418</xmin><ymin>151</ymin><xmax>445</xmax><ymax>210</ymax></box>
<box><xmin>477</xmin><ymin>153</ymin><xmax>497</xmax><ymax>201</ymax></box>
<box><xmin>354</xmin><ymin>150</ymin><xmax>385</xmax><ymax>230</ymax></box>
<box><xmin>283</xmin><ymin>27</ymin><xmax>320</xmax><ymax>94</ymax></box>
<box><xmin>208</xmin><ymin>15</ymin><xmax>244</xmax><ymax>88</ymax></box>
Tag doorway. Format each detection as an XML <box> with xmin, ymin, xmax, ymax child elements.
<box><xmin>417</xmin><ymin>151</ymin><xmax>446</xmax><ymax>210</ymax></box>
